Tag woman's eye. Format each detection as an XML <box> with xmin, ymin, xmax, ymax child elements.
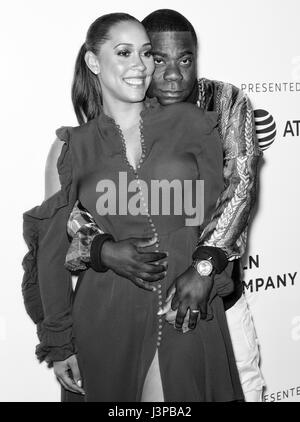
<box><xmin>117</xmin><ymin>50</ymin><xmax>130</xmax><ymax>57</ymax></box>
<box><xmin>143</xmin><ymin>50</ymin><xmax>153</xmax><ymax>58</ymax></box>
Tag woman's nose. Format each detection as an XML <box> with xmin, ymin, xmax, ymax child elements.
<box><xmin>132</xmin><ymin>54</ymin><xmax>146</xmax><ymax>71</ymax></box>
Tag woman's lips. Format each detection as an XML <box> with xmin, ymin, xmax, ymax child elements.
<box><xmin>123</xmin><ymin>77</ymin><xmax>145</xmax><ymax>87</ymax></box>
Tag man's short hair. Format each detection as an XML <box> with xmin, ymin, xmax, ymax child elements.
<box><xmin>142</xmin><ymin>9</ymin><xmax>198</xmax><ymax>47</ymax></box>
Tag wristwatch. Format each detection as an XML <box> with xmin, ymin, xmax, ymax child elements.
<box><xmin>192</xmin><ymin>257</ymin><xmax>214</xmax><ymax>276</ymax></box>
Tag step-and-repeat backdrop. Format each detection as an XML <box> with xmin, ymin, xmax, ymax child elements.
<box><xmin>2</xmin><ymin>0</ymin><xmax>299</xmax><ymax>401</ymax></box>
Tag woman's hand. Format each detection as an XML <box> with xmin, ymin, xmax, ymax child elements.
<box><xmin>53</xmin><ymin>354</ymin><xmax>85</xmax><ymax>395</ymax></box>
<box><xmin>101</xmin><ymin>237</ymin><xmax>168</xmax><ymax>291</ymax></box>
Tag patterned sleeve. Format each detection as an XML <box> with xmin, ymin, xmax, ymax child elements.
<box><xmin>65</xmin><ymin>201</ymin><xmax>104</xmax><ymax>272</ymax></box>
<box><xmin>197</xmin><ymin>84</ymin><xmax>262</xmax><ymax>260</ymax></box>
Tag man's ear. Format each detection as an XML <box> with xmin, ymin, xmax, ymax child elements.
<box><xmin>84</xmin><ymin>51</ymin><xmax>100</xmax><ymax>75</ymax></box>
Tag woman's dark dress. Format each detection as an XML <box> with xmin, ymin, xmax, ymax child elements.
<box><xmin>22</xmin><ymin>99</ymin><xmax>244</xmax><ymax>402</ymax></box>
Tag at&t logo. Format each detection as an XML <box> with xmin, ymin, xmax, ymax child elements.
<box><xmin>254</xmin><ymin>109</ymin><xmax>277</xmax><ymax>151</ymax></box>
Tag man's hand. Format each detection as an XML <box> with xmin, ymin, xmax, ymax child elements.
<box><xmin>158</xmin><ymin>266</ymin><xmax>214</xmax><ymax>330</ymax></box>
<box><xmin>53</xmin><ymin>354</ymin><xmax>85</xmax><ymax>395</ymax></box>
<box><xmin>101</xmin><ymin>236</ymin><xmax>168</xmax><ymax>292</ymax></box>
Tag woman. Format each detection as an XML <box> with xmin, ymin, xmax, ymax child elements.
<box><xmin>22</xmin><ymin>13</ymin><xmax>243</xmax><ymax>402</ymax></box>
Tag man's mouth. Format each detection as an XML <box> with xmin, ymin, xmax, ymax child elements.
<box><xmin>123</xmin><ymin>77</ymin><xmax>145</xmax><ymax>87</ymax></box>
<box><xmin>159</xmin><ymin>90</ymin><xmax>184</xmax><ymax>97</ymax></box>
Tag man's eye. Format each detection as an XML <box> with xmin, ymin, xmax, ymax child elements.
<box><xmin>117</xmin><ymin>50</ymin><xmax>130</xmax><ymax>57</ymax></box>
<box><xmin>154</xmin><ymin>57</ymin><xmax>164</xmax><ymax>65</ymax></box>
<box><xmin>180</xmin><ymin>58</ymin><xmax>193</xmax><ymax>66</ymax></box>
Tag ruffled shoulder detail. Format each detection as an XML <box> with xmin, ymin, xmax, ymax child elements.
<box><xmin>22</xmin><ymin>126</ymin><xmax>76</xmax><ymax>365</ymax></box>
<box><xmin>56</xmin><ymin>126</ymin><xmax>73</xmax><ymax>201</ymax></box>
<box><xmin>56</xmin><ymin>126</ymin><xmax>72</xmax><ymax>143</ymax></box>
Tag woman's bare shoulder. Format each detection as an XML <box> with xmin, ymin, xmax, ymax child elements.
<box><xmin>44</xmin><ymin>138</ymin><xmax>64</xmax><ymax>200</ymax></box>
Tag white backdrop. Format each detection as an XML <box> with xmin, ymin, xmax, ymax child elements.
<box><xmin>1</xmin><ymin>0</ymin><xmax>299</xmax><ymax>402</ymax></box>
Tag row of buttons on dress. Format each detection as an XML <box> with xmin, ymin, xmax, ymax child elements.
<box><xmin>117</xmin><ymin>120</ymin><xmax>164</xmax><ymax>348</ymax></box>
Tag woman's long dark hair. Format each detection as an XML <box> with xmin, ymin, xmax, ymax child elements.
<box><xmin>72</xmin><ymin>13</ymin><xmax>140</xmax><ymax>125</ymax></box>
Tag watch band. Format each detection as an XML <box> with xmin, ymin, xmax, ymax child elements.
<box><xmin>192</xmin><ymin>246</ymin><xmax>228</xmax><ymax>274</ymax></box>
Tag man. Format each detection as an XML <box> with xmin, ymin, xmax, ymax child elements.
<box><xmin>63</xmin><ymin>9</ymin><xmax>265</xmax><ymax>401</ymax></box>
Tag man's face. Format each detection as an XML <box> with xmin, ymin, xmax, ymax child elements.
<box><xmin>147</xmin><ymin>31</ymin><xmax>197</xmax><ymax>105</ymax></box>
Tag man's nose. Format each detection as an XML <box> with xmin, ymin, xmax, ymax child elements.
<box><xmin>163</xmin><ymin>65</ymin><xmax>183</xmax><ymax>82</ymax></box>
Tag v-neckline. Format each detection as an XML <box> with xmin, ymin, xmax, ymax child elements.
<box><xmin>115</xmin><ymin>119</ymin><xmax>146</xmax><ymax>175</ymax></box>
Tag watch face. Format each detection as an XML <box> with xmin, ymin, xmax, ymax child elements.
<box><xmin>196</xmin><ymin>260</ymin><xmax>213</xmax><ymax>276</ymax></box>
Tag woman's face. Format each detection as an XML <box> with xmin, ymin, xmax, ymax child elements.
<box><xmin>96</xmin><ymin>21</ymin><xmax>154</xmax><ymax>105</ymax></box>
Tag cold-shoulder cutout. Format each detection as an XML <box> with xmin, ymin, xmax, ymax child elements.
<box><xmin>45</xmin><ymin>139</ymin><xmax>64</xmax><ymax>200</ymax></box>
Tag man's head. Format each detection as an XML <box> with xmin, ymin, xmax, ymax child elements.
<box><xmin>142</xmin><ymin>9</ymin><xmax>198</xmax><ymax>105</ymax></box>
